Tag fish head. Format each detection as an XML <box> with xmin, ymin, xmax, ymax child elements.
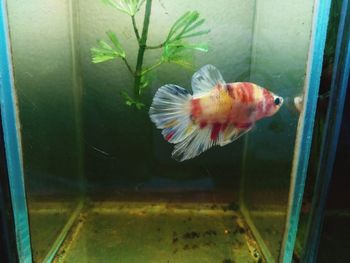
<box><xmin>264</xmin><ymin>90</ymin><xmax>284</xmax><ymax>117</ymax></box>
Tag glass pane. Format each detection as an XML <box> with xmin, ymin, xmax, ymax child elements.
<box><xmin>295</xmin><ymin>0</ymin><xmax>343</xmax><ymax>260</ymax></box>
<box><xmin>78</xmin><ymin>1</ymin><xmax>256</xmax><ymax>260</ymax></box>
<box><xmin>241</xmin><ymin>0</ymin><xmax>315</xmax><ymax>261</ymax></box>
<box><xmin>5</xmin><ymin>0</ymin><xmax>322</xmax><ymax>262</ymax></box>
<box><xmin>6</xmin><ymin>0</ymin><xmax>83</xmax><ymax>262</ymax></box>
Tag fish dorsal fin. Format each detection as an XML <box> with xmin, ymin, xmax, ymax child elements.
<box><xmin>191</xmin><ymin>64</ymin><xmax>226</xmax><ymax>97</ymax></box>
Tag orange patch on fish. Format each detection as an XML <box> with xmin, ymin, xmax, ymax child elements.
<box><xmin>211</xmin><ymin>123</ymin><xmax>222</xmax><ymax>140</ymax></box>
<box><xmin>242</xmin><ymin>82</ymin><xmax>254</xmax><ymax>103</ymax></box>
<box><xmin>190</xmin><ymin>98</ymin><xmax>202</xmax><ymax>119</ymax></box>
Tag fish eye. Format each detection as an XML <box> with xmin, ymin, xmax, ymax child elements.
<box><xmin>274</xmin><ymin>97</ymin><xmax>281</xmax><ymax>106</ymax></box>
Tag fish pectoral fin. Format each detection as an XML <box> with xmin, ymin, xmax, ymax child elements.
<box><xmin>219</xmin><ymin>124</ymin><xmax>253</xmax><ymax>146</ymax></box>
<box><xmin>191</xmin><ymin>64</ymin><xmax>226</xmax><ymax>97</ymax></box>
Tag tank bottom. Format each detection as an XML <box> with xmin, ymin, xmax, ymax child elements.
<box><xmin>39</xmin><ymin>200</ymin><xmax>263</xmax><ymax>263</ymax></box>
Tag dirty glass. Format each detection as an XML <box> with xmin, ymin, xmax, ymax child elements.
<box><xmin>6</xmin><ymin>0</ymin><xmax>317</xmax><ymax>262</ymax></box>
<box><xmin>240</xmin><ymin>0</ymin><xmax>314</xmax><ymax>261</ymax></box>
<box><xmin>6</xmin><ymin>0</ymin><xmax>83</xmax><ymax>261</ymax></box>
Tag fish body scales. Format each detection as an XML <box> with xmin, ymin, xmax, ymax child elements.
<box><xmin>191</xmin><ymin>82</ymin><xmax>266</xmax><ymax>126</ymax></box>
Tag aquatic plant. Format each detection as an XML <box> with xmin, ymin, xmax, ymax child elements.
<box><xmin>91</xmin><ymin>0</ymin><xmax>210</xmax><ymax>109</ymax></box>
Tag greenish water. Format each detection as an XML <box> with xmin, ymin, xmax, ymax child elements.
<box><xmin>6</xmin><ymin>0</ymin><xmax>316</xmax><ymax>262</ymax></box>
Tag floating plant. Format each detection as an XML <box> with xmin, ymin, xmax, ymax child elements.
<box><xmin>91</xmin><ymin>0</ymin><xmax>210</xmax><ymax>109</ymax></box>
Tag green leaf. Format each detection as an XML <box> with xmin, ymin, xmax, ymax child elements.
<box><xmin>161</xmin><ymin>40</ymin><xmax>209</xmax><ymax>71</ymax></box>
<box><xmin>184</xmin><ymin>18</ymin><xmax>205</xmax><ymax>34</ymax></box>
<box><xmin>161</xmin><ymin>11</ymin><xmax>210</xmax><ymax>71</ymax></box>
<box><xmin>140</xmin><ymin>76</ymin><xmax>150</xmax><ymax>91</ymax></box>
<box><xmin>91</xmin><ymin>32</ymin><xmax>126</xmax><ymax>63</ymax></box>
<box><xmin>166</xmin><ymin>11</ymin><xmax>209</xmax><ymax>42</ymax></box>
<box><xmin>96</xmin><ymin>40</ymin><xmax>114</xmax><ymax>51</ymax></box>
<box><xmin>135</xmin><ymin>102</ymin><xmax>145</xmax><ymax>110</ymax></box>
<box><xmin>180</xmin><ymin>43</ymin><xmax>209</xmax><ymax>52</ymax></box>
<box><xmin>121</xmin><ymin>92</ymin><xmax>145</xmax><ymax>109</ymax></box>
<box><xmin>180</xmin><ymin>12</ymin><xmax>200</xmax><ymax>33</ymax></box>
<box><xmin>139</xmin><ymin>71</ymin><xmax>155</xmax><ymax>94</ymax></box>
<box><xmin>91</xmin><ymin>41</ymin><xmax>118</xmax><ymax>63</ymax></box>
<box><xmin>91</xmin><ymin>53</ymin><xmax>116</xmax><ymax>63</ymax></box>
<box><xmin>101</xmin><ymin>0</ymin><xmax>119</xmax><ymax>8</ymax></box>
<box><xmin>106</xmin><ymin>31</ymin><xmax>125</xmax><ymax>58</ymax></box>
<box><xmin>162</xmin><ymin>40</ymin><xmax>207</xmax><ymax>58</ymax></box>
<box><xmin>181</xmin><ymin>29</ymin><xmax>211</xmax><ymax>39</ymax></box>
<box><xmin>167</xmin><ymin>11</ymin><xmax>192</xmax><ymax>40</ymax></box>
<box><xmin>161</xmin><ymin>41</ymin><xmax>192</xmax><ymax>69</ymax></box>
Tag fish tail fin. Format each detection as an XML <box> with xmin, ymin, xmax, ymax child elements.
<box><xmin>149</xmin><ymin>84</ymin><xmax>196</xmax><ymax>144</ymax></box>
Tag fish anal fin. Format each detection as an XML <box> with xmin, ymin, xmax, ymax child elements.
<box><xmin>172</xmin><ymin>126</ymin><xmax>213</xmax><ymax>161</ymax></box>
<box><xmin>234</xmin><ymin>122</ymin><xmax>253</xmax><ymax>129</ymax></box>
<box><xmin>210</xmin><ymin>123</ymin><xmax>222</xmax><ymax>141</ymax></box>
<box><xmin>172</xmin><ymin>122</ymin><xmax>253</xmax><ymax>161</ymax></box>
<box><xmin>219</xmin><ymin>124</ymin><xmax>253</xmax><ymax>146</ymax></box>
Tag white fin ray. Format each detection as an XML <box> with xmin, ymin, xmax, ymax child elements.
<box><xmin>172</xmin><ymin>123</ymin><xmax>253</xmax><ymax>161</ymax></box>
<box><xmin>172</xmin><ymin>126</ymin><xmax>213</xmax><ymax>161</ymax></box>
<box><xmin>149</xmin><ymin>84</ymin><xmax>194</xmax><ymax>144</ymax></box>
<box><xmin>218</xmin><ymin>125</ymin><xmax>253</xmax><ymax>146</ymax></box>
<box><xmin>191</xmin><ymin>64</ymin><xmax>226</xmax><ymax>97</ymax></box>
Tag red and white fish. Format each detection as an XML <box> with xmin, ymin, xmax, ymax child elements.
<box><xmin>149</xmin><ymin>64</ymin><xmax>283</xmax><ymax>161</ymax></box>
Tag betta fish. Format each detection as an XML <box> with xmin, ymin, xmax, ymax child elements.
<box><xmin>149</xmin><ymin>64</ymin><xmax>283</xmax><ymax>161</ymax></box>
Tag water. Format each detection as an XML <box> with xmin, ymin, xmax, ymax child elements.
<box><xmin>5</xmin><ymin>0</ymin><xmax>317</xmax><ymax>262</ymax></box>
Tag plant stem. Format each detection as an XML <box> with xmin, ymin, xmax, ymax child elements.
<box><xmin>142</xmin><ymin>61</ymin><xmax>162</xmax><ymax>75</ymax></box>
<box><xmin>122</xmin><ymin>57</ymin><xmax>134</xmax><ymax>75</ymax></box>
<box><xmin>146</xmin><ymin>43</ymin><xmax>164</xmax><ymax>49</ymax></box>
<box><xmin>131</xmin><ymin>15</ymin><xmax>141</xmax><ymax>42</ymax></box>
<box><xmin>133</xmin><ymin>0</ymin><xmax>152</xmax><ymax>98</ymax></box>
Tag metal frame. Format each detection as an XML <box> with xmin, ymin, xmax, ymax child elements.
<box><xmin>0</xmin><ymin>110</ymin><xmax>19</xmax><ymax>263</ymax></box>
<box><xmin>302</xmin><ymin>0</ymin><xmax>350</xmax><ymax>261</ymax></box>
<box><xmin>0</xmin><ymin>0</ymin><xmax>32</xmax><ymax>262</ymax></box>
<box><xmin>280</xmin><ymin>0</ymin><xmax>332</xmax><ymax>262</ymax></box>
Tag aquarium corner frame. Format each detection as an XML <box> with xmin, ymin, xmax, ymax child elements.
<box><xmin>0</xmin><ymin>1</ymin><xmax>32</xmax><ymax>262</ymax></box>
<box><xmin>302</xmin><ymin>0</ymin><xmax>350</xmax><ymax>262</ymax></box>
<box><xmin>279</xmin><ymin>0</ymin><xmax>332</xmax><ymax>262</ymax></box>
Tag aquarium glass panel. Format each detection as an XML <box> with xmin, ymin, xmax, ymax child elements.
<box><xmin>79</xmin><ymin>0</ymin><xmax>256</xmax><ymax>193</ymax></box>
<box><xmin>6</xmin><ymin>0</ymin><xmax>83</xmax><ymax>261</ymax></box>
<box><xmin>4</xmin><ymin>0</ymin><xmax>324</xmax><ymax>262</ymax></box>
<box><xmin>241</xmin><ymin>0</ymin><xmax>315</xmax><ymax>261</ymax></box>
